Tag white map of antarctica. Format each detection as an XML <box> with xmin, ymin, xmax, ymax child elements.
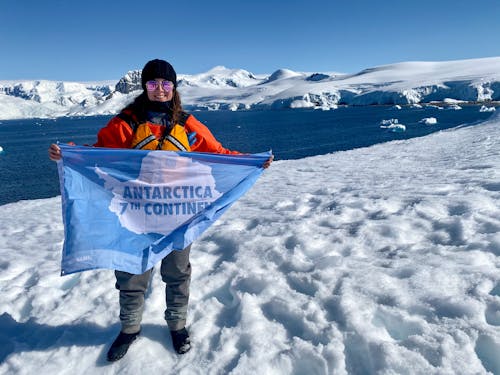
<box><xmin>95</xmin><ymin>152</ymin><xmax>222</xmax><ymax>235</ymax></box>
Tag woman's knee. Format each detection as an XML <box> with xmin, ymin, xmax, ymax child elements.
<box><xmin>115</xmin><ymin>269</ymin><xmax>152</xmax><ymax>292</ymax></box>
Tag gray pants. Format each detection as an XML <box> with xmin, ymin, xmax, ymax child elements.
<box><xmin>114</xmin><ymin>245</ymin><xmax>191</xmax><ymax>333</ymax></box>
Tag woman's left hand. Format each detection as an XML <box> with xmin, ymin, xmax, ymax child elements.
<box><xmin>263</xmin><ymin>155</ymin><xmax>274</xmax><ymax>169</ymax></box>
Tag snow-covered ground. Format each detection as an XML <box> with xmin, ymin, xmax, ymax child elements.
<box><xmin>1</xmin><ymin>57</ymin><xmax>500</xmax><ymax>120</ymax></box>
<box><xmin>1</xmin><ymin>112</ymin><xmax>499</xmax><ymax>374</ymax></box>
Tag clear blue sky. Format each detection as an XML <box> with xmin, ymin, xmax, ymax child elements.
<box><xmin>1</xmin><ymin>0</ymin><xmax>499</xmax><ymax>81</ymax></box>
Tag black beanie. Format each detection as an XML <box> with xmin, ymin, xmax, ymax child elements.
<box><xmin>141</xmin><ymin>59</ymin><xmax>177</xmax><ymax>89</ymax></box>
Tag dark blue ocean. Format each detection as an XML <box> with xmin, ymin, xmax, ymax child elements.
<box><xmin>0</xmin><ymin>105</ymin><xmax>495</xmax><ymax>206</ymax></box>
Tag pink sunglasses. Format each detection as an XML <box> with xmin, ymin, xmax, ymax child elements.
<box><xmin>145</xmin><ymin>80</ymin><xmax>174</xmax><ymax>92</ymax></box>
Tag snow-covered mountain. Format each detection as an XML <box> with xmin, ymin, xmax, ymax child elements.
<box><xmin>177</xmin><ymin>66</ymin><xmax>264</xmax><ymax>88</ymax></box>
<box><xmin>1</xmin><ymin>57</ymin><xmax>500</xmax><ymax>120</ymax></box>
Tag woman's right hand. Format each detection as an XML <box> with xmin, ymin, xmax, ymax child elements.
<box><xmin>48</xmin><ymin>143</ymin><xmax>61</xmax><ymax>161</ymax></box>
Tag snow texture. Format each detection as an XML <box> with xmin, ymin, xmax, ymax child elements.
<box><xmin>1</xmin><ymin>112</ymin><xmax>499</xmax><ymax>374</ymax></box>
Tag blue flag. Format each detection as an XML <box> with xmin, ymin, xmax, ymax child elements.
<box><xmin>57</xmin><ymin>145</ymin><xmax>270</xmax><ymax>275</ymax></box>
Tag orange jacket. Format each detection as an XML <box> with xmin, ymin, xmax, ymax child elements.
<box><xmin>94</xmin><ymin>111</ymin><xmax>240</xmax><ymax>155</ymax></box>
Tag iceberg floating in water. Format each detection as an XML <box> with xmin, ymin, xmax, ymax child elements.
<box><xmin>380</xmin><ymin>118</ymin><xmax>406</xmax><ymax>132</ymax></box>
<box><xmin>419</xmin><ymin>117</ymin><xmax>438</xmax><ymax>125</ymax></box>
<box><xmin>479</xmin><ymin>105</ymin><xmax>496</xmax><ymax>112</ymax></box>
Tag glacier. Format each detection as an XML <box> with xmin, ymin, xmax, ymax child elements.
<box><xmin>0</xmin><ymin>57</ymin><xmax>499</xmax><ymax>120</ymax></box>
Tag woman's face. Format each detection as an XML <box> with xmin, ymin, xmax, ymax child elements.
<box><xmin>145</xmin><ymin>78</ymin><xmax>174</xmax><ymax>102</ymax></box>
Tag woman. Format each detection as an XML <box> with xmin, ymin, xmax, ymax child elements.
<box><xmin>49</xmin><ymin>59</ymin><xmax>272</xmax><ymax>361</ymax></box>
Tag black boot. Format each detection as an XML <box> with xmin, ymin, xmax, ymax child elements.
<box><xmin>107</xmin><ymin>330</ymin><xmax>140</xmax><ymax>362</ymax></box>
<box><xmin>170</xmin><ymin>327</ymin><xmax>191</xmax><ymax>354</ymax></box>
